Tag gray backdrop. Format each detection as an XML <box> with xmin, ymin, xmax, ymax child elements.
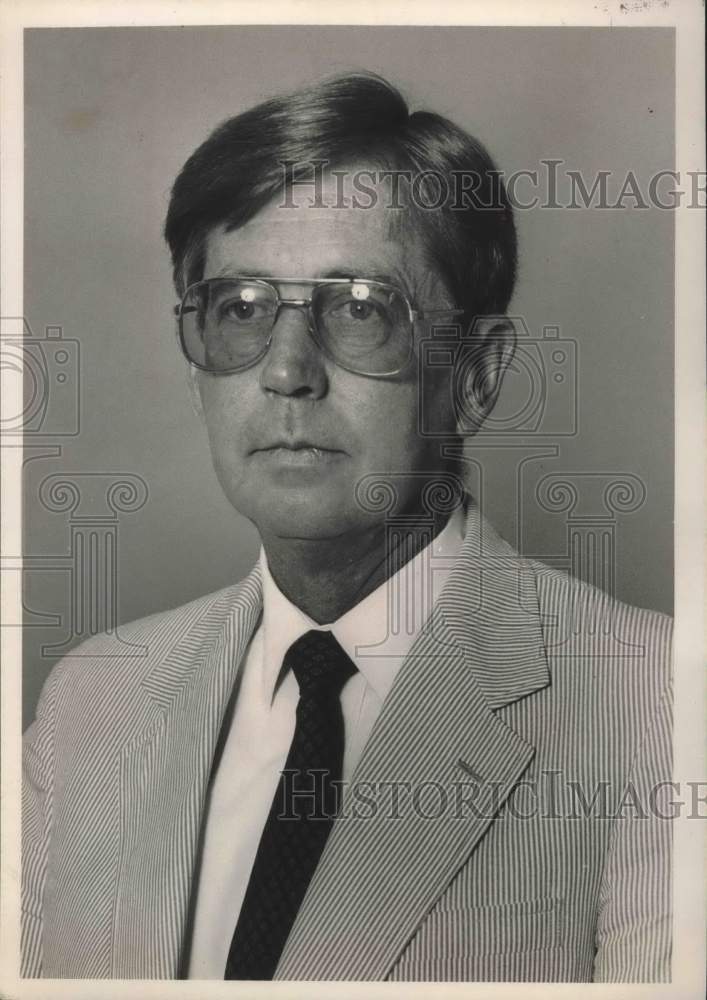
<box><xmin>22</xmin><ymin>26</ymin><xmax>674</xmax><ymax>728</ymax></box>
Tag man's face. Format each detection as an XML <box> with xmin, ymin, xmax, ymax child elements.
<box><xmin>192</xmin><ymin>172</ymin><xmax>460</xmax><ymax>542</ymax></box>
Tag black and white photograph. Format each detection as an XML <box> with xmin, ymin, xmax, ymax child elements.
<box><xmin>1</xmin><ymin>1</ymin><xmax>704</xmax><ymax>996</ymax></box>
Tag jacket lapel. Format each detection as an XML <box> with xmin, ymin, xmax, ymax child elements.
<box><xmin>275</xmin><ymin>502</ymin><xmax>550</xmax><ymax>980</ymax></box>
<box><xmin>111</xmin><ymin>566</ymin><xmax>263</xmax><ymax>978</ymax></box>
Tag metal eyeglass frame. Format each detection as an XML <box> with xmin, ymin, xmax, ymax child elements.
<box><xmin>174</xmin><ymin>275</ymin><xmax>465</xmax><ymax>378</ymax></box>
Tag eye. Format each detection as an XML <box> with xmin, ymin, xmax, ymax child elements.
<box><xmin>346</xmin><ymin>299</ymin><xmax>376</xmax><ymax>321</ymax></box>
<box><xmin>327</xmin><ymin>296</ymin><xmax>385</xmax><ymax>323</ymax></box>
<box><xmin>223</xmin><ymin>299</ymin><xmax>254</xmax><ymax>320</ymax></box>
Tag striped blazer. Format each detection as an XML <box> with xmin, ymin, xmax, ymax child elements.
<box><xmin>22</xmin><ymin>501</ymin><xmax>672</xmax><ymax>981</ymax></box>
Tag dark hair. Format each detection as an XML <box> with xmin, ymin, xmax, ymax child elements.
<box><xmin>164</xmin><ymin>73</ymin><xmax>517</xmax><ymax>318</ymax></box>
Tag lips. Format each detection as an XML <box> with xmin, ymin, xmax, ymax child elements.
<box><xmin>251</xmin><ymin>439</ymin><xmax>343</xmax><ymax>455</ymax></box>
<box><xmin>249</xmin><ymin>438</ymin><xmax>347</xmax><ymax>469</ymax></box>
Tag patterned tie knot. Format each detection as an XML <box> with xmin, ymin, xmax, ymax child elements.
<box><xmin>284</xmin><ymin>629</ymin><xmax>357</xmax><ymax>699</ymax></box>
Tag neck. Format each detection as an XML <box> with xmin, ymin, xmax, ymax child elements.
<box><xmin>260</xmin><ymin>512</ymin><xmax>452</xmax><ymax>625</ymax></box>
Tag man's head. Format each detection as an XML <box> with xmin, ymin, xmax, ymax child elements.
<box><xmin>164</xmin><ymin>73</ymin><xmax>517</xmax><ymax>543</ymax></box>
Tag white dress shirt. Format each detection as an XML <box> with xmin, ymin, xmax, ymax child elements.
<box><xmin>186</xmin><ymin>508</ymin><xmax>465</xmax><ymax>978</ymax></box>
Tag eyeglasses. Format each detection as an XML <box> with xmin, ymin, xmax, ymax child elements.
<box><xmin>174</xmin><ymin>276</ymin><xmax>464</xmax><ymax>377</ymax></box>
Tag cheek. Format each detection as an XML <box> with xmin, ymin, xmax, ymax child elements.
<box><xmin>346</xmin><ymin>375</ymin><xmax>403</xmax><ymax>425</ymax></box>
<box><xmin>198</xmin><ymin>380</ymin><xmax>252</xmax><ymax>470</ymax></box>
<box><xmin>350</xmin><ymin>380</ymin><xmax>432</xmax><ymax>470</ymax></box>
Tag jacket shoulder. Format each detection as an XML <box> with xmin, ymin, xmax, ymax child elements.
<box><xmin>29</xmin><ymin>572</ymin><xmax>260</xmax><ymax>724</ymax></box>
<box><xmin>530</xmin><ymin>558</ymin><xmax>672</xmax><ymax>694</ymax></box>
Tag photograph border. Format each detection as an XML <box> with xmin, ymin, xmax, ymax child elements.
<box><xmin>1</xmin><ymin>2</ymin><xmax>704</xmax><ymax>998</ymax></box>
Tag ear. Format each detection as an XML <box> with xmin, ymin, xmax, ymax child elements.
<box><xmin>454</xmin><ymin>316</ymin><xmax>516</xmax><ymax>435</ymax></box>
<box><xmin>185</xmin><ymin>362</ymin><xmax>206</xmax><ymax>422</ymax></box>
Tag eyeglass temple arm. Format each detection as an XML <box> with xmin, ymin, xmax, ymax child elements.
<box><xmin>413</xmin><ymin>307</ymin><xmax>466</xmax><ymax>320</ymax></box>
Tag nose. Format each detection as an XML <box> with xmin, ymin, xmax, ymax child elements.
<box><xmin>259</xmin><ymin>305</ymin><xmax>328</xmax><ymax>399</ymax></box>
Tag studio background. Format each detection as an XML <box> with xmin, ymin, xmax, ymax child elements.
<box><xmin>22</xmin><ymin>26</ymin><xmax>674</xmax><ymax>729</ymax></box>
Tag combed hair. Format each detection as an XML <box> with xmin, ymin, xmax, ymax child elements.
<box><xmin>164</xmin><ymin>73</ymin><xmax>517</xmax><ymax>318</ymax></box>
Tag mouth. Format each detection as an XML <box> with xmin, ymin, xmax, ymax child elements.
<box><xmin>251</xmin><ymin>441</ymin><xmax>346</xmax><ymax>465</ymax></box>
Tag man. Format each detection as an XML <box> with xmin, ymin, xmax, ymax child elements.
<box><xmin>22</xmin><ymin>73</ymin><xmax>672</xmax><ymax>982</ymax></box>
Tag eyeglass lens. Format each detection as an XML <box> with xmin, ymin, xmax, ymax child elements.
<box><xmin>179</xmin><ymin>278</ymin><xmax>412</xmax><ymax>375</ymax></box>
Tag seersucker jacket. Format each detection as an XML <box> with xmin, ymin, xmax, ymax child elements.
<box><xmin>22</xmin><ymin>500</ymin><xmax>672</xmax><ymax>982</ymax></box>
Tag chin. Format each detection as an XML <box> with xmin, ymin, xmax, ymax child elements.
<box><xmin>233</xmin><ymin>486</ymin><xmax>366</xmax><ymax>542</ymax></box>
<box><xmin>256</xmin><ymin>509</ymin><xmax>364</xmax><ymax>542</ymax></box>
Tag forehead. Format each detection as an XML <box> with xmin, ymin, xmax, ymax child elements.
<box><xmin>203</xmin><ymin>169</ymin><xmax>428</xmax><ymax>289</ymax></box>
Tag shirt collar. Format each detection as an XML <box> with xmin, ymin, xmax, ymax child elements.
<box><xmin>259</xmin><ymin>506</ymin><xmax>465</xmax><ymax>705</ymax></box>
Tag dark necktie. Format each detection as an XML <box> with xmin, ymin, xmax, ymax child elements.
<box><xmin>224</xmin><ymin>628</ymin><xmax>356</xmax><ymax>980</ymax></box>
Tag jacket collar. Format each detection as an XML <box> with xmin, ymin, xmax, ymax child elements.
<box><xmin>437</xmin><ymin>497</ymin><xmax>550</xmax><ymax>708</ymax></box>
<box><xmin>113</xmin><ymin>569</ymin><xmax>263</xmax><ymax>977</ymax></box>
